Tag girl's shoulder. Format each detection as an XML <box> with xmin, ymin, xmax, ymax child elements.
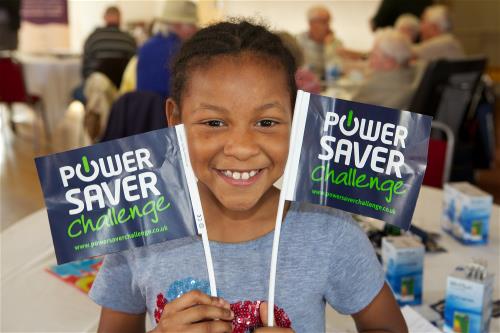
<box><xmin>284</xmin><ymin>202</ymin><xmax>366</xmax><ymax>246</ymax></box>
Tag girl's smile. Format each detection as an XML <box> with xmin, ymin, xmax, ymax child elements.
<box><xmin>216</xmin><ymin>168</ymin><xmax>263</xmax><ymax>185</ymax></box>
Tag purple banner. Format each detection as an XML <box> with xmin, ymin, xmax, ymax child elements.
<box><xmin>22</xmin><ymin>0</ymin><xmax>68</xmax><ymax>25</ymax></box>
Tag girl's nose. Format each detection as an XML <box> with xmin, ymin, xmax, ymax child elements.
<box><xmin>223</xmin><ymin>129</ymin><xmax>260</xmax><ymax>161</ymax></box>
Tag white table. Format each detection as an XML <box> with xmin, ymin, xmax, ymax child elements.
<box><xmin>1</xmin><ymin>187</ymin><xmax>498</xmax><ymax>332</ymax></box>
<box><xmin>15</xmin><ymin>53</ymin><xmax>81</xmax><ymax>133</ymax></box>
<box><xmin>326</xmin><ymin>186</ymin><xmax>500</xmax><ymax>332</ymax></box>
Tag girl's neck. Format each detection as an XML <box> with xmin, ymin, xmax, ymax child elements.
<box><xmin>199</xmin><ymin>185</ymin><xmax>289</xmax><ymax>243</ymax></box>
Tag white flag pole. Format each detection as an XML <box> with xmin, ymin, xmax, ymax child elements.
<box><xmin>176</xmin><ymin>125</ymin><xmax>217</xmax><ymax>297</ymax></box>
<box><xmin>267</xmin><ymin>91</ymin><xmax>310</xmax><ymax>325</ymax></box>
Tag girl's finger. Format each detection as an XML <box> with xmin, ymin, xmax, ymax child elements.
<box><xmin>254</xmin><ymin>328</ymin><xmax>294</xmax><ymax>333</ymax></box>
<box><xmin>164</xmin><ymin>290</ymin><xmax>223</xmax><ymax>314</ymax></box>
<box><xmin>176</xmin><ymin>304</ymin><xmax>234</xmax><ymax>324</ymax></box>
<box><xmin>259</xmin><ymin>302</ymin><xmax>276</xmax><ymax>327</ymax></box>
<box><xmin>188</xmin><ymin>320</ymin><xmax>233</xmax><ymax>333</ymax></box>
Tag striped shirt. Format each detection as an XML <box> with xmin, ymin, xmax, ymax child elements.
<box><xmin>82</xmin><ymin>26</ymin><xmax>136</xmax><ymax>79</ymax></box>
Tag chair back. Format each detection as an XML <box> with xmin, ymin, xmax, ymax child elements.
<box><xmin>100</xmin><ymin>91</ymin><xmax>167</xmax><ymax>142</ymax></box>
<box><xmin>94</xmin><ymin>57</ymin><xmax>131</xmax><ymax>89</ymax></box>
<box><xmin>409</xmin><ymin>57</ymin><xmax>487</xmax><ymax>137</ymax></box>
<box><xmin>423</xmin><ymin>121</ymin><xmax>455</xmax><ymax>188</ymax></box>
<box><xmin>0</xmin><ymin>57</ymin><xmax>28</xmax><ymax>103</ymax></box>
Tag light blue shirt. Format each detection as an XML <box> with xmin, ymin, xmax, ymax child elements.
<box><xmin>90</xmin><ymin>202</ymin><xmax>385</xmax><ymax>332</ymax></box>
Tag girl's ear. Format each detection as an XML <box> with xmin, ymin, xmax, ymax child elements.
<box><xmin>166</xmin><ymin>98</ymin><xmax>181</xmax><ymax>127</ymax></box>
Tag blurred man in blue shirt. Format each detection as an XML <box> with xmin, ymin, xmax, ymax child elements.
<box><xmin>136</xmin><ymin>1</ymin><xmax>198</xmax><ymax>99</ymax></box>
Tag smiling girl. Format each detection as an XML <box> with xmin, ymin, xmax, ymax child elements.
<box><xmin>89</xmin><ymin>20</ymin><xmax>407</xmax><ymax>333</ymax></box>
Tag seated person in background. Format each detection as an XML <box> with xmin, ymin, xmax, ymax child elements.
<box><xmin>413</xmin><ymin>4</ymin><xmax>465</xmax><ymax>61</ymax></box>
<box><xmin>136</xmin><ymin>0</ymin><xmax>198</xmax><ymax>99</ymax></box>
<box><xmin>352</xmin><ymin>28</ymin><xmax>419</xmax><ymax>110</ymax></box>
<box><xmin>74</xmin><ymin>6</ymin><xmax>136</xmax><ymax>103</ymax></box>
<box><xmin>276</xmin><ymin>31</ymin><xmax>321</xmax><ymax>94</ymax></box>
<box><xmin>82</xmin><ymin>6</ymin><xmax>136</xmax><ymax>81</ymax></box>
<box><xmin>297</xmin><ymin>5</ymin><xmax>343</xmax><ymax>79</ymax></box>
<box><xmin>395</xmin><ymin>13</ymin><xmax>420</xmax><ymax>43</ymax></box>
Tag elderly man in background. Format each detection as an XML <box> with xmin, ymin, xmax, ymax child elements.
<box><xmin>352</xmin><ymin>28</ymin><xmax>420</xmax><ymax>110</ymax></box>
<box><xmin>80</xmin><ymin>6</ymin><xmax>137</xmax><ymax>141</ymax></box>
<box><xmin>82</xmin><ymin>6</ymin><xmax>136</xmax><ymax>80</ymax></box>
<box><xmin>297</xmin><ymin>5</ymin><xmax>343</xmax><ymax>79</ymax></box>
<box><xmin>395</xmin><ymin>13</ymin><xmax>420</xmax><ymax>43</ymax></box>
<box><xmin>136</xmin><ymin>0</ymin><xmax>198</xmax><ymax>99</ymax></box>
<box><xmin>413</xmin><ymin>4</ymin><xmax>465</xmax><ymax>61</ymax></box>
<box><xmin>276</xmin><ymin>31</ymin><xmax>322</xmax><ymax>94</ymax></box>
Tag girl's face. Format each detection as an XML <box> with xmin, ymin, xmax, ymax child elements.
<box><xmin>168</xmin><ymin>55</ymin><xmax>292</xmax><ymax>213</ymax></box>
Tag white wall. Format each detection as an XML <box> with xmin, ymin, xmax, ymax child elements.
<box><xmin>67</xmin><ymin>0</ymin><xmax>381</xmax><ymax>53</ymax></box>
<box><xmin>219</xmin><ymin>0</ymin><xmax>381</xmax><ymax>51</ymax></box>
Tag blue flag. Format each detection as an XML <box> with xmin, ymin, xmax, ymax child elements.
<box><xmin>35</xmin><ymin>126</ymin><xmax>201</xmax><ymax>264</ymax></box>
<box><xmin>283</xmin><ymin>91</ymin><xmax>432</xmax><ymax>230</ymax></box>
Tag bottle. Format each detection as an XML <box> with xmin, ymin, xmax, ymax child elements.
<box><xmin>325</xmin><ymin>58</ymin><xmax>343</xmax><ymax>85</ymax></box>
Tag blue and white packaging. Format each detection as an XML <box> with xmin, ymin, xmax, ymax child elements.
<box><xmin>444</xmin><ymin>265</ymin><xmax>495</xmax><ymax>333</ymax></box>
<box><xmin>382</xmin><ymin>236</ymin><xmax>424</xmax><ymax>305</ymax></box>
<box><xmin>442</xmin><ymin>182</ymin><xmax>492</xmax><ymax>245</ymax></box>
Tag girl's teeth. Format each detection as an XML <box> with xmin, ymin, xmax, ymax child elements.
<box><xmin>221</xmin><ymin>169</ymin><xmax>259</xmax><ymax>180</ymax></box>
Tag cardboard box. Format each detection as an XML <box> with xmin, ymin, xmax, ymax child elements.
<box><xmin>442</xmin><ymin>182</ymin><xmax>492</xmax><ymax>245</ymax></box>
<box><xmin>382</xmin><ymin>236</ymin><xmax>424</xmax><ymax>305</ymax></box>
<box><xmin>443</xmin><ymin>266</ymin><xmax>495</xmax><ymax>333</ymax></box>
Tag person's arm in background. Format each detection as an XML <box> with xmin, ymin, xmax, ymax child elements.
<box><xmin>352</xmin><ymin>283</ymin><xmax>408</xmax><ymax>333</ymax></box>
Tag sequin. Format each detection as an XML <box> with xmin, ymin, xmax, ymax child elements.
<box><xmin>154</xmin><ymin>293</ymin><xmax>168</xmax><ymax>323</ymax></box>
<box><xmin>166</xmin><ymin>277</ymin><xmax>211</xmax><ymax>300</ymax></box>
<box><xmin>230</xmin><ymin>300</ymin><xmax>291</xmax><ymax>333</ymax></box>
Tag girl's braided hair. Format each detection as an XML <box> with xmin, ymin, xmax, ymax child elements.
<box><xmin>170</xmin><ymin>19</ymin><xmax>297</xmax><ymax>108</ymax></box>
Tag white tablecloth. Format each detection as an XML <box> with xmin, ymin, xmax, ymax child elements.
<box><xmin>16</xmin><ymin>53</ymin><xmax>81</xmax><ymax>133</ymax></box>
<box><xmin>1</xmin><ymin>186</ymin><xmax>499</xmax><ymax>332</ymax></box>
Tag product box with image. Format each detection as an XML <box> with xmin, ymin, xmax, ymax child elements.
<box><xmin>443</xmin><ymin>265</ymin><xmax>495</xmax><ymax>333</ymax></box>
<box><xmin>442</xmin><ymin>182</ymin><xmax>492</xmax><ymax>245</ymax></box>
<box><xmin>382</xmin><ymin>236</ymin><xmax>424</xmax><ymax>306</ymax></box>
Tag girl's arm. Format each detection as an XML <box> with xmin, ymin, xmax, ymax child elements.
<box><xmin>351</xmin><ymin>283</ymin><xmax>408</xmax><ymax>333</ymax></box>
<box><xmin>97</xmin><ymin>307</ymin><xmax>146</xmax><ymax>333</ymax></box>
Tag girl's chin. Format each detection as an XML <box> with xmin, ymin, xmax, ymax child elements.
<box><xmin>221</xmin><ymin>199</ymin><xmax>260</xmax><ymax>212</ymax></box>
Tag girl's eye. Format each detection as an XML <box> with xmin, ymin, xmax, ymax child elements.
<box><xmin>204</xmin><ymin>120</ymin><xmax>225</xmax><ymax>127</ymax></box>
<box><xmin>256</xmin><ymin>119</ymin><xmax>277</xmax><ymax>127</ymax></box>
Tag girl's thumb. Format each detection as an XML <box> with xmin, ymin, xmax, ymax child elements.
<box><xmin>259</xmin><ymin>302</ymin><xmax>276</xmax><ymax>327</ymax></box>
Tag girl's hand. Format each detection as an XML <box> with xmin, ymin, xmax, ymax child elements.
<box><xmin>152</xmin><ymin>290</ymin><xmax>234</xmax><ymax>333</ymax></box>
<box><xmin>254</xmin><ymin>302</ymin><xmax>295</xmax><ymax>333</ymax></box>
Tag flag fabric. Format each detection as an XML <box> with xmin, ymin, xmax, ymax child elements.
<box><xmin>35</xmin><ymin>126</ymin><xmax>199</xmax><ymax>264</ymax></box>
<box><xmin>283</xmin><ymin>91</ymin><xmax>432</xmax><ymax>230</ymax></box>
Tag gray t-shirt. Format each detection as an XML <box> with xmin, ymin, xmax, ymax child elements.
<box><xmin>89</xmin><ymin>202</ymin><xmax>385</xmax><ymax>333</ymax></box>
